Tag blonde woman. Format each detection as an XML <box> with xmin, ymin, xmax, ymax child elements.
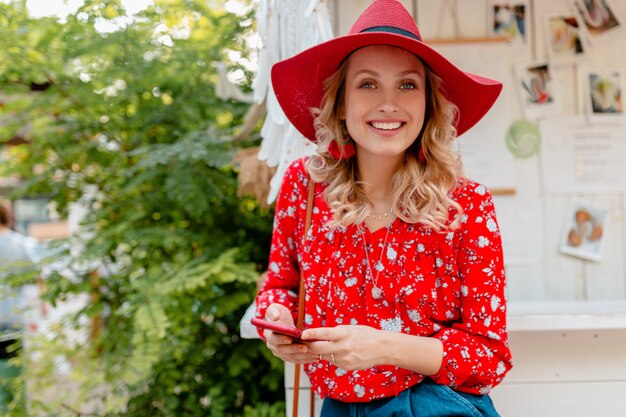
<box><xmin>255</xmin><ymin>1</ymin><xmax>512</xmax><ymax>415</ymax></box>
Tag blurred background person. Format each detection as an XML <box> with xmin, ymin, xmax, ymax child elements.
<box><xmin>0</xmin><ymin>199</ymin><xmax>42</xmax><ymax>335</ymax></box>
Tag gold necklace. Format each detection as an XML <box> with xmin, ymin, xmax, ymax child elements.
<box><xmin>359</xmin><ymin>217</ymin><xmax>393</xmax><ymax>300</ymax></box>
<box><xmin>366</xmin><ymin>207</ymin><xmax>393</xmax><ymax>221</ymax></box>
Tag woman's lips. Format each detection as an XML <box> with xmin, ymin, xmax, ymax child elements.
<box><xmin>367</xmin><ymin>120</ymin><xmax>405</xmax><ymax>136</ymax></box>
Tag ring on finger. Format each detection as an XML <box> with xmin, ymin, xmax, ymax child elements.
<box><xmin>318</xmin><ymin>354</ymin><xmax>322</xmax><ymax>361</ymax></box>
<box><xmin>331</xmin><ymin>353</ymin><xmax>335</xmax><ymax>362</ymax></box>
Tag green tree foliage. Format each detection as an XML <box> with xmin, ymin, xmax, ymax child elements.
<box><xmin>0</xmin><ymin>1</ymin><xmax>283</xmax><ymax>415</ymax></box>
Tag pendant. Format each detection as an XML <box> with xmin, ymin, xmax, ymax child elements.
<box><xmin>371</xmin><ymin>286</ymin><xmax>383</xmax><ymax>300</ymax></box>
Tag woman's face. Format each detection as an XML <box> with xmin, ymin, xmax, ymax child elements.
<box><xmin>341</xmin><ymin>45</ymin><xmax>427</xmax><ymax>161</ymax></box>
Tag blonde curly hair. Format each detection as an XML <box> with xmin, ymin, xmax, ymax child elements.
<box><xmin>306</xmin><ymin>54</ymin><xmax>465</xmax><ymax>231</ymax></box>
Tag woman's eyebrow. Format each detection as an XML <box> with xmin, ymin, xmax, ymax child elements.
<box><xmin>352</xmin><ymin>69</ymin><xmax>424</xmax><ymax>78</ymax></box>
<box><xmin>353</xmin><ymin>69</ymin><xmax>379</xmax><ymax>77</ymax></box>
<box><xmin>398</xmin><ymin>70</ymin><xmax>424</xmax><ymax>78</ymax></box>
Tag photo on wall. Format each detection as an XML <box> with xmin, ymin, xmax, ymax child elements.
<box><xmin>544</xmin><ymin>14</ymin><xmax>585</xmax><ymax>63</ymax></box>
<box><xmin>560</xmin><ymin>202</ymin><xmax>609</xmax><ymax>262</ymax></box>
<box><xmin>488</xmin><ymin>0</ymin><xmax>530</xmax><ymax>44</ymax></box>
<box><xmin>580</xmin><ymin>68</ymin><xmax>625</xmax><ymax>122</ymax></box>
<box><xmin>515</xmin><ymin>62</ymin><xmax>559</xmax><ymax>119</ymax></box>
<box><xmin>570</xmin><ymin>0</ymin><xmax>622</xmax><ymax>41</ymax></box>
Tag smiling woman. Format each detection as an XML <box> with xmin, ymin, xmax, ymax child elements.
<box><xmin>255</xmin><ymin>0</ymin><xmax>512</xmax><ymax>416</ymax></box>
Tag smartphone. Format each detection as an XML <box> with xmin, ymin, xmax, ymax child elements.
<box><xmin>250</xmin><ymin>317</ymin><xmax>305</xmax><ymax>342</ymax></box>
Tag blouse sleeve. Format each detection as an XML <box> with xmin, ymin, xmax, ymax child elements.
<box><xmin>430</xmin><ymin>183</ymin><xmax>513</xmax><ymax>394</ymax></box>
<box><xmin>254</xmin><ymin>159</ymin><xmax>309</xmax><ymax>335</ymax></box>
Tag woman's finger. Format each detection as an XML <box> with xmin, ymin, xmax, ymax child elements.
<box><xmin>265</xmin><ymin>331</ymin><xmax>296</xmax><ymax>345</ymax></box>
<box><xmin>270</xmin><ymin>343</ymin><xmax>309</xmax><ymax>355</ymax></box>
<box><xmin>271</xmin><ymin>352</ymin><xmax>318</xmax><ymax>364</ymax></box>
<box><xmin>265</xmin><ymin>303</ymin><xmax>295</xmax><ymax>325</ymax></box>
<box><xmin>301</xmin><ymin>327</ymin><xmax>341</xmax><ymax>342</ymax></box>
<box><xmin>304</xmin><ymin>339</ymin><xmax>333</xmax><ymax>351</ymax></box>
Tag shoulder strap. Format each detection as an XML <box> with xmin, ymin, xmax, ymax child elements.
<box><xmin>292</xmin><ymin>179</ymin><xmax>315</xmax><ymax>417</ymax></box>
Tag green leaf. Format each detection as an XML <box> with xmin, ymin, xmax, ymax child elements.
<box><xmin>134</xmin><ymin>301</ymin><xmax>170</xmax><ymax>339</ymax></box>
<box><xmin>0</xmin><ymin>1</ymin><xmax>280</xmax><ymax>415</ymax></box>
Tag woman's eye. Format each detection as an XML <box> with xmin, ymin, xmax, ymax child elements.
<box><xmin>359</xmin><ymin>81</ymin><xmax>376</xmax><ymax>89</ymax></box>
<box><xmin>400</xmin><ymin>81</ymin><xmax>417</xmax><ymax>90</ymax></box>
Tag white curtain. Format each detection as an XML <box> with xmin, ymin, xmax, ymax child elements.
<box><xmin>253</xmin><ymin>0</ymin><xmax>334</xmax><ymax>204</ymax></box>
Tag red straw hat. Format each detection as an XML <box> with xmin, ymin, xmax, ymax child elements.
<box><xmin>271</xmin><ymin>0</ymin><xmax>502</xmax><ymax>143</ymax></box>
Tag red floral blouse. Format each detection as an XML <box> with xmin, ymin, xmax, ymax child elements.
<box><xmin>255</xmin><ymin>158</ymin><xmax>512</xmax><ymax>402</ymax></box>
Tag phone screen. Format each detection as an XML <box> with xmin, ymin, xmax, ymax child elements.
<box><xmin>250</xmin><ymin>317</ymin><xmax>304</xmax><ymax>341</ymax></box>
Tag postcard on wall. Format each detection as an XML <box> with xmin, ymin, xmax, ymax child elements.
<box><xmin>570</xmin><ymin>0</ymin><xmax>622</xmax><ymax>42</ymax></box>
<box><xmin>544</xmin><ymin>14</ymin><xmax>585</xmax><ymax>63</ymax></box>
<box><xmin>488</xmin><ymin>0</ymin><xmax>531</xmax><ymax>45</ymax></box>
<box><xmin>579</xmin><ymin>67</ymin><xmax>625</xmax><ymax>123</ymax></box>
<box><xmin>540</xmin><ymin>117</ymin><xmax>626</xmax><ymax>193</ymax></box>
<box><xmin>515</xmin><ymin>62</ymin><xmax>559</xmax><ymax>120</ymax></box>
<box><xmin>560</xmin><ymin>201</ymin><xmax>609</xmax><ymax>262</ymax></box>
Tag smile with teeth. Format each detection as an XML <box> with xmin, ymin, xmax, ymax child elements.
<box><xmin>369</xmin><ymin>121</ymin><xmax>403</xmax><ymax>130</ymax></box>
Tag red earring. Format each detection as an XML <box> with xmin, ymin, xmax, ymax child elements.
<box><xmin>418</xmin><ymin>147</ymin><xmax>426</xmax><ymax>163</ymax></box>
<box><xmin>328</xmin><ymin>138</ymin><xmax>356</xmax><ymax>159</ymax></box>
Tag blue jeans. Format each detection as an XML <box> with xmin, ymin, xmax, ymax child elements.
<box><xmin>321</xmin><ymin>379</ymin><xmax>500</xmax><ymax>417</ymax></box>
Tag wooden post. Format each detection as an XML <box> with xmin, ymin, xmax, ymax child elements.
<box><xmin>90</xmin><ymin>270</ymin><xmax>102</xmax><ymax>341</ymax></box>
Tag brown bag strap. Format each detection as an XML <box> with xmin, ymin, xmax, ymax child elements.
<box><xmin>293</xmin><ymin>179</ymin><xmax>315</xmax><ymax>417</ymax></box>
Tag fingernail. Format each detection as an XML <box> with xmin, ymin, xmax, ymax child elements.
<box><xmin>268</xmin><ymin>310</ymin><xmax>278</xmax><ymax>320</ymax></box>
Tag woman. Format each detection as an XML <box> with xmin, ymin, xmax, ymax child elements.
<box><xmin>255</xmin><ymin>1</ymin><xmax>512</xmax><ymax>415</ymax></box>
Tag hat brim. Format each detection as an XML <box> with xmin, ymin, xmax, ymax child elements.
<box><xmin>271</xmin><ymin>32</ymin><xmax>502</xmax><ymax>142</ymax></box>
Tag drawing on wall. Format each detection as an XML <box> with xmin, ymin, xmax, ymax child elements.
<box><xmin>581</xmin><ymin>68</ymin><xmax>624</xmax><ymax>122</ymax></box>
<box><xmin>544</xmin><ymin>14</ymin><xmax>585</xmax><ymax>62</ymax></box>
<box><xmin>515</xmin><ymin>62</ymin><xmax>559</xmax><ymax>119</ymax></box>
<box><xmin>489</xmin><ymin>1</ymin><xmax>529</xmax><ymax>44</ymax></box>
<box><xmin>571</xmin><ymin>0</ymin><xmax>621</xmax><ymax>40</ymax></box>
<box><xmin>560</xmin><ymin>202</ymin><xmax>609</xmax><ymax>262</ymax></box>
<box><xmin>505</xmin><ymin>119</ymin><xmax>541</xmax><ymax>158</ymax></box>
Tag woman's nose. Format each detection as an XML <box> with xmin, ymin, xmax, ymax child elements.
<box><xmin>376</xmin><ymin>90</ymin><xmax>399</xmax><ymax>113</ymax></box>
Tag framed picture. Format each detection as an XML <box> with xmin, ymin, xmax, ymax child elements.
<box><xmin>580</xmin><ymin>67</ymin><xmax>625</xmax><ymax>123</ymax></box>
<box><xmin>570</xmin><ymin>0</ymin><xmax>622</xmax><ymax>41</ymax></box>
<box><xmin>515</xmin><ymin>62</ymin><xmax>559</xmax><ymax>119</ymax></box>
<box><xmin>560</xmin><ymin>202</ymin><xmax>609</xmax><ymax>262</ymax></box>
<box><xmin>488</xmin><ymin>1</ymin><xmax>531</xmax><ymax>45</ymax></box>
<box><xmin>544</xmin><ymin>14</ymin><xmax>585</xmax><ymax>63</ymax></box>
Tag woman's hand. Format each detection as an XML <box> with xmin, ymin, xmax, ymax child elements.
<box><xmin>302</xmin><ymin>325</ymin><xmax>388</xmax><ymax>370</ymax></box>
<box><xmin>263</xmin><ymin>303</ymin><xmax>318</xmax><ymax>364</ymax></box>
